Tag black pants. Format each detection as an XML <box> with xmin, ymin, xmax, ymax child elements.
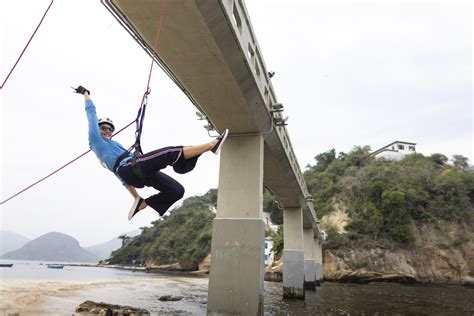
<box><xmin>117</xmin><ymin>146</ymin><xmax>200</xmax><ymax>216</ymax></box>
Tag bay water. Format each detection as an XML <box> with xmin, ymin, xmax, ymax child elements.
<box><xmin>1</xmin><ymin>260</ymin><xmax>473</xmax><ymax>315</ymax></box>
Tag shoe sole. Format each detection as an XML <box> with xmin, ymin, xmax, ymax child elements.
<box><xmin>128</xmin><ymin>197</ymin><xmax>142</xmax><ymax>220</ymax></box>
<box><xmin>212</xmin><ymin>129</ymin><xmax>229</xmax><ymax>154</ymax></box>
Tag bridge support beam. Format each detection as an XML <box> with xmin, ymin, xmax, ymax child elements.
<box><xmin>314</xmin><ymin>237</ymin><xmax>323</xmax><ymax>285</ymax></box>
<box><xmin>303</xmin><ymin>228</ymin><xmax>316</xmax><ymax>290</ymax></box>
<box><xmin>283</xmin><ymin>207</ymin><xmax>305</xmax><ymax>299</ymax></box>
<box><xmin>208</xmin><ymin>135</ymin><xmax>264</xmax><ymax>316</ymax></box>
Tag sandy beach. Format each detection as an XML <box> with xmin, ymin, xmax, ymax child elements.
<box><xmin>0</xmin><ymin>276</ymin><xmax>209</xmax><ymax>315</ymax></box>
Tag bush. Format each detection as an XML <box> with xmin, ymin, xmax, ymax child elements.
<box><xmin>272</xmin><ymin>225</ymin><xmax>284</xmax><ymax>253</ymax></box>
<box><xmin>324</xmin><ymin>223</ymin><xmax>346</xmax><ymax>249</ymax></box>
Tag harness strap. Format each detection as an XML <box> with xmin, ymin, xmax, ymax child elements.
<box><xmin>132</xmin><ymin>89</ymin><xmax>150</xmax><ymax>157</ymax></box>
<box><xmin>114</xmin><ymin>150</ymin><xmax>146</xmax><ymax>186</ymax></box>
<box><xmin>113</xmin><ymin>150</ymin><xmax>132</xmax><ymax>173</ymax></box>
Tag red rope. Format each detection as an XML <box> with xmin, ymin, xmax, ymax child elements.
<box><xmin>0</xmin><ymin>0</ymin><xmax>54</xmax><ymax>89</ymax></box>
<box><xmin>145</xmin><ymin>0</ymin><xmax>167</xmax><ymax>91</ymax></box>
<box><xmin>0</xmin><ymin>120</ymin><xmax>135</xmax><ymax>205</ymax></box>
<box><xmin>1</xmin><ymin>0</ymin><xmax>168</xmax><ymax>205</ymax></box>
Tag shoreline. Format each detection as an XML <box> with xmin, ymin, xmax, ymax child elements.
<box><xmin>63</xmin><ymin>263</ymin><xmax>474</xmax><ymax>286</ymax></box>
<box><xmin>62</xmin><ymin>262</ymin><xmax>211</xmax><ymax>276</ymax></box>
<box><xmin>10</xmin><ymin>260</ymin><xmax>472</xmax><ymax>287</ymax></box>
<box><xmin>0</xmin><ymin>274</ymin><xmax>209</xmax><ymax>315</ymax></box>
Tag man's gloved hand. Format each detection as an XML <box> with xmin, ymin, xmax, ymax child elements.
<box><xmin>72</xmin><ymin>86</ymin><xmax>90</xmax><ymax>95</ymax></box>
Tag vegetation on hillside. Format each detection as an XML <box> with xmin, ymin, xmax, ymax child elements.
<box><xmin>304</xmin><ymin>147</ymin><xmax>474</xmax><ymax>247</ymax></box>
<box><xmin>109</xmin><ymin>189</ymin><xmax>217</xmax><ymax>270</ymax></box>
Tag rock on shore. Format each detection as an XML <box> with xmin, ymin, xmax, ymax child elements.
<box><xmin>324</xmin><ymin>222</ymin><xmax>474</xmax><ymax>284</ymax></box>
<box><xmin>75</xmin><ymin>300</ymin><xmax>149</xmax><ymax>315</ymax></box>
<box><xmin>265</xmin><ymin>260</ymin><xmax>283</xmax><ymax>282</ymax></box>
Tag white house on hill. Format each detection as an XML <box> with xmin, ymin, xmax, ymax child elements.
<box><xmin>372</xmin><ymin>141</ymin><xmax>417</xmax><ymax>161</ymax></box>
<box><xmin>264</xmin><ymin>236</ymin><xmax>275</xmax><ymax>265</ymax></box>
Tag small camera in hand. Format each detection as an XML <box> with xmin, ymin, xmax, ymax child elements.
<box><xmin>72</xmin><ymin>85</ymin><xmax>90</xmax><ymax>95</ymax></box>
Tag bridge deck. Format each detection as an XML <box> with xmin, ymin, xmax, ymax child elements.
<box><xmin>102</xmin><ymin>0</ymin><xmax>320</xmax><ymax>233</ymax></box>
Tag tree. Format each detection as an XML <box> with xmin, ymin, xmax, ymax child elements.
<box><xmin>313</xmin><ymin>149</ymin><xmax>336</xmax><ymax>172</ymax></box>
<box><xmin>345</xmin><ymin>145</ymin><xmax>373</xmax><ymax>168</ymax></box>
<box><xmin>263</xmin><ymin>189</ymin><xmax>283</xmax><ymax>225</ymax></box>
<box><xmin>271</xmin><ymin>225</ymin><xmax>284</xmax><ymax>253</ymax></box>
<box><xmin>452</xmin><ymin>155</ymin><xmax>469</xmax><ymax>170</ymax></box>
<box><xmin>345</xmin><ymin>203</ymin><xmax>383</xmax><ymax>239</ymax></box>
<box><xmin>118</xmin><ymin>235</ymin><xmax>130</xmax><ymax>247</ymax></box>
<box><xmin>430</xmin><ymin>153</ymin><xmax>448</xmax><ymax>166</ymax></box>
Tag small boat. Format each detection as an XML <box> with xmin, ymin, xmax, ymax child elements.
<box><xmin>0</xmin><ymin>263</ymin><xmax>13</xmax><ymax>268</ymax></box>
<box><xmin>47</xmin><ymin>264</ymin><xmax>64</xmax><ymax>269</ymax></box>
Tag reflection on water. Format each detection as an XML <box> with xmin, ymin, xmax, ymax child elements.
<box><xmin>264</xmin><ymin>282</ymin><xmax>474</xmax><ymax>315</ymax></box>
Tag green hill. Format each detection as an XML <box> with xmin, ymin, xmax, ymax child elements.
<box><xmin>304</xmin><ymin>147</ymin><xmax>473</xmax><ymax>247</ymax></box>
<box><xmin>109</xmin><ymin>189</ymin><xmax>217</xmax><ymax>270</ymax></box>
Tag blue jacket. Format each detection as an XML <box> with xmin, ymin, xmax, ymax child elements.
<box><xmin>85</xmin><ymin>99</ymin><xmax>131</xmax><ymax>185</ymax></box>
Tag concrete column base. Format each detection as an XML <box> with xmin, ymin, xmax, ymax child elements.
<box><xmin>283</xmin><ymin>250</ymin><xmax>305</xmax><ymax>299</ymax></box>
<box><xmin>304</xmin><ymin>259</ymin><xmax>316</xmax><ymax>290</ymax></box>
<box><xmin>319</xmin><ymin>264</ymin><xmax>324</xmax><ymax>284</ymax></box>
<box><xmin>208</xmin><ymin>218</ymin><xmax>265</xmax><ymax>315</ymax></box>
<box><xmin>315</xmin><ymin>262</ymin><xmax>322</xmax><ymax>286</ymax></box>
<box><xmin>304</xmin><ymin>281</ymin><xmax>316</xmax><ymax>290</ymax></box>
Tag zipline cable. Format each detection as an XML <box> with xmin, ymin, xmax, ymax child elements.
<box><xmin>1</xmin><ymin>0</ymin><xmax>167</xmax><ymax>205</ymax></box>
<box><xmin>0</xmin><ymin>0</ymin><xmax>54</xmax><ymax>89</ymax></box>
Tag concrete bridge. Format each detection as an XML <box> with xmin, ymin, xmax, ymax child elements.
<box><xmin>101</xmin><ymin>0</ymin><xmax>324</xmax><ymax>314</ymax></box>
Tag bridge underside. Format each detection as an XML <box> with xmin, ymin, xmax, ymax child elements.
<box><xmin>103</xmin><ymin>0</ymin><xmax>316</xmax><ymax>223</ymax></box>
<box><xmin>103</xmin><ymin>0</ymin><xmax>324</xmax><ymax>313</ymax></box>
<box><xmin>112</xmin><ymin>0</ymin><xmax>259</xmax><ymax>133</ymax></box>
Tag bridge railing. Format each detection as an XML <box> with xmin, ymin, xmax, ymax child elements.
<box><xmin>223</xmin><ymin>0</ymin><xmax>320</xmax><ymax>233</ymax></box>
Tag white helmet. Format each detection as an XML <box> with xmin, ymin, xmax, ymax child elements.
<box><xmin>98</xmin><ymin>117</ymin><xmax>115</xmax><ymax>132</ymax></box>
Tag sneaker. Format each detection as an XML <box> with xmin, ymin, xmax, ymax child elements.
<box><xmin>128</xmin><ymin>196</ymin><xmax>144</xmax><ymax>220</ymax></box>
<box><xmin>211</xmin><ymin>129</ymin><xmax>229</xmax><ymax>154</ymax></box>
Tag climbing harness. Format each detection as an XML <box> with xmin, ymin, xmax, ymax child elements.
<box><xmin>1</xmin><ymin>0</ymin><xmax>167</xmax><ymax>205</ymax></box>
<box><xmin>1</xmin><ymin>0</ymin><xmax>54</xmax><ymax>89</ymax></box>
<box><xmin>129</xmin><ymin>90</ymin><xmax>150</xmax><ymax>183</ymax></box>
<box><xmin>112</xmin><ymin>89</ymin><xmax>150</xmax><ymax>185</ymax></box>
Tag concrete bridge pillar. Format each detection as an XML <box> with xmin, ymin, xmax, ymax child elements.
<box><xmin>283</xmin><ymin>207</ymin><xmax>305</xmax><ymax>299</ymax></box>
<box><xmin>303</xmin><ymin>228</ymin><xmax>316</xmax><ymax>290</ymax></box>
<box><xmin>208</xmin><ymin>135</ymin><xmax>265</xmax><ymax>315</ymax></box>
<box><xmin>313</xmin><ymin>237</ymin><xmax>323</xmax><ymax>285</ymax></box>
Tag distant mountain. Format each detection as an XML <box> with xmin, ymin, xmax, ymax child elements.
<box><xmin>1</xmin><ymin>232</ymin><xmax>99</xmax><ymax>262</ymax></box>
<box><xmin>86</xmin><ymin>230</ymin><xmax>141</xmax><ymax>260</ymax></box>
<box><xmin>0</xmin><ymin>230</ymin><xmax>31</xmax><ymax>255</ymax></box>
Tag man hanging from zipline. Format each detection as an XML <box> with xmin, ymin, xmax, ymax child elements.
<box><xmin>74</xmin><ymin>86</ymin><xmax>228</xmax><ymax>221</ymax></box>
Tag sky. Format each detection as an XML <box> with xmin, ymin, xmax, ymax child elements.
<box><xmin>1</xmin><ymin>0</ymin><xmax>472</xmax><ymax>247</ymax></box>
